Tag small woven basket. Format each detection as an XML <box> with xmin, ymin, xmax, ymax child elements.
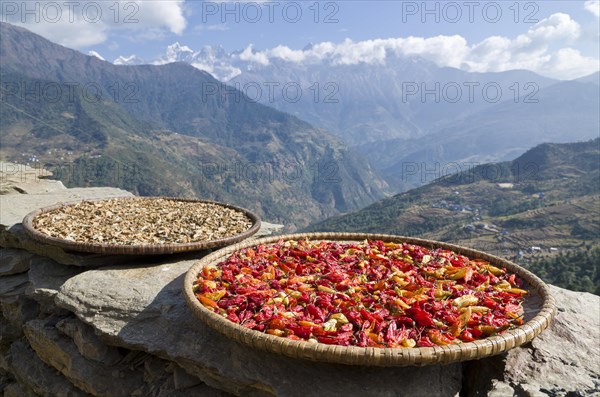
<box><xmin>183</xmin><ymin>232</ymin><xmax>556</xmax><ymax>366</ymax></box>
<box><xmin>22</xmin><ymin>197</ymin><xmax>261</xmax><ymax>255</ymax></box>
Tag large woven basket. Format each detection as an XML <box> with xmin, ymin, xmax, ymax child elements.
<box><xmin>22</xmin><ymin>197</ymin><xmax>261</xmax><ymax>255</ymax></box>
<box><xmin>183</xmin><ymin>233</ymin><xmax>556</xmax><ymax>366</ymax></box>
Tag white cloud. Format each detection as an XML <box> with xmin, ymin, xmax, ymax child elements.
<box><xmin>329</xmin><ymin>38</ymin><xmax>388</xmax><ymax>65</ymax></box>
<box><xmin>238</xmin><ymin>44</ymin><xmax>270</xmax><ymax>65</ymax></box>
<box><xmin>584</xmin><ymin>0</ymin><xmax>600</xmax><ymax>17</ymax></box>
<box><xmin>524</xmin><ymin>12</ymin><xmax>580</xmax><ymax>42</ymax></box>
<box><xmin>388</xmin><ymin>36</ymin><xmax>470</xmax><ymax>68</ymax></box>
<box><xmin>508</xmin><ymin>13</ymin><xmax>581</xmax><ymax>56</ymax></box>
<box><xmin>19</xmin><ymin>19</ymin><xmax>109</xmax><ymax>48</ymax></box>
<box><xmin>266</xmin><ymin>45</ymin><xmax>307</xmax><ymax>63</ymax></box>
<box><xmin>229</xmin><ymin>12</ymin><xmax>597</xmax><ymax>79</ymax></box>
<box><xmin>464</xmin><ymin>13</ymin><xmax>596</xmax><ymax>78</ymax></box>
<box><xmin>133</xmin><ymin>0</ymin><xmax>187</xmax><ymax>35</ymax></box>
<box><xmin>1</xmin><ymin>0</ymin><xmax>187</xmax><ymax>49</ymax></box>
<box><xmin>539</xmin><ymin>48</ymin><xmax>600</xmax><ymax>79</ymax></box>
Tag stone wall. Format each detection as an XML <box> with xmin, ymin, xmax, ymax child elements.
<box><xmin>1</xmin><ymin>164</ymin><xmax>599</xmax><ymax>397</ymax></box>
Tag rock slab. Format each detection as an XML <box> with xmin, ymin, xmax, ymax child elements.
<box><xmin>0</xmin><ymin>162</ymin><xmax>61</xmax><ymax>195</ymax></box>
<box><xmin>7</xmin><ymin>340</ymin><xmax>93</xmax><ymax>397</ymax></box>
<box><xmin>0</xmin><ymin>249</ymin><xmax>33</xmax><ymax>275</ymax></box>
<box><xmin>493</xmin><ymin>285</ymin><xmax>599</xmax><ymax>396</ymax></box>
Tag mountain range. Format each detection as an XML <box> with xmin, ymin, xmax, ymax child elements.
<box><xmin>0</xmin><ymin>22</ymin><xmax>388</xmax><ymax>230</ymax></box>
<box><xmin>114</xmin><ymin>42</ymin><xmax>599</xmax><ymax>191</ymax></box>
<box><xmin>2</xmin><ymin>22</ymin><xmax>598</xmax><ymax>230</ymax></box>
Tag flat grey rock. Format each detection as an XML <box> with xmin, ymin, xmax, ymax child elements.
<box><xmin>0</xmin><ymin>272</ymin><xmax>29</xmax><ymax>302</ymax></box>
<box><xmin>493</xmin><ymin>285</ymin><xmax>600</xmax><ymax>396</ymax></box>
<box><xmin>252</xmin><ymin>222</ymin><xmax>284</xmax><ymax>238</ymax></box>
<box><xmin>1</xmin><ymin>296</ymin><xmax>39</xmax><ymax>328</ymax></box>
<box><xmin>7</xmin><ymin>340</ymin><xmax>93</xmax><ymax>397</ymax></box>
<box><xmin>24</xmin><ymin>318</ymin><xmax>147</xmax><ymax>397</ymax></box>
<box><xmin>1</xmin><ymin>180</ymin><xmax>67</xmax><ymax>195</ymax></box>
<box><xmin>55</xmin><ymin>317</ymin><xmax>124</xmax><ymax>366</ymax></box>
<box><xmin>2</xmin><ymin>175</ymin><xmax>596</xmax><ymax>396</ymax></box>
<box><xmin>0</xmin><ymin>249</ymin><xmax>33</xmax><ymax>275</ymax></box>
<box><xmin>26</xmin><ymin>256</ymin><xmax>85</xmax><ymax>304</ymax></box>
<box><xmin>2</xmin><ymin>382</ymin><xmax>39</xmax><ymax>397</ymax></box>
<box><xmin>462</xmin><ymin>285</ymin><xmax>600</xmax><ymax>397</ymax></box>
<box><xmin>0</xmin><ymin>311</ymin><xmax>23</xmax><ymax>348</ymax></box>
<box><xmin>0</xmin><ymin>162</ymin><xmax>58</xmax><ymax>196</ymax></box>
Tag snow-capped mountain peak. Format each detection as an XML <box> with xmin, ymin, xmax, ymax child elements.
<box><xmin>113</xmin><ymin>54</ymin><xmax>145</xmax><ymax>66</ymax></box>
<box><xmin>162</xmin><ymin>42</ymin><xmax>195</xmax><ymax>63</ymax></box>
<box><xmin>88</xmin><ymin>50</ymin><xmax>105</xmax><ymax>61</ymax></box>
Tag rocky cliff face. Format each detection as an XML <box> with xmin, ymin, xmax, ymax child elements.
<box><xmin>1</xmin><ymin>163</ymin><xmax>598</xmax><ymax>397</ymax></box>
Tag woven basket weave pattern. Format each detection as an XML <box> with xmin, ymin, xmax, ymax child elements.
<box><xmin>183</xmin><ymin>232</ymin><xmax>556</xmax><ymax>366</ymax></box>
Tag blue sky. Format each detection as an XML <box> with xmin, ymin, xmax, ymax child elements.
<box><xmin>2</xmin><ymin>1</ymin><xmax>599</xmax><ymax>79</ymax></box>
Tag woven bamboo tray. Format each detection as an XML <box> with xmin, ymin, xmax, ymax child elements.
<box><xmin>183</xmin><ymin>233</ymin><xmax>556</xmax><ymax>366</ymax></box>
<box><xmin>22</xmin><ymin>197</ymin><xmax>261</xmax><ymax>255</ymax></box>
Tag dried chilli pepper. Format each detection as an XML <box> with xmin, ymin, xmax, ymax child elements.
<box><xmin>193</xmin><ymin>240</ymin><xmax>527</xmax><ymax>348</ymax></box>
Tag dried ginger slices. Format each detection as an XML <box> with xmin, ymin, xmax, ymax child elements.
<box><xmin>32</xmin><ymin>198</ymin><xmax>253</xmax><ymax>245</ymax></box>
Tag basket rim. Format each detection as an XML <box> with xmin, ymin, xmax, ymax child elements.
<box><xmin>183</xmin><ymin>232</ymin><xmax>556</xmax><ymax>367</ymax></box>
<box><xmin>21</xmin><ymin>196</ymin><xmax>261</xmax><ymax>255</ymax></box>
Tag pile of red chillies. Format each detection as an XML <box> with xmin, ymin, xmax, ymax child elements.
<box><xmin>193</xmin><ymin>240</ymin><xmax>527</xmax><ymax>348</ymax></box>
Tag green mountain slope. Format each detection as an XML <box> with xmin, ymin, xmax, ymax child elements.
<box><xmin>306</xmin><ymin>139</ymin><xmax>600</xmax><ymax>293</ymax></box>
<box><xmin>0</xmin><ymin>22</ymin><xmax>389</xmax><ymax>229</ymax></box>
<box><xmin>1</xmin><ymin>71</ymin><xmax>220</xmax><ymax>198</ymax></box>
